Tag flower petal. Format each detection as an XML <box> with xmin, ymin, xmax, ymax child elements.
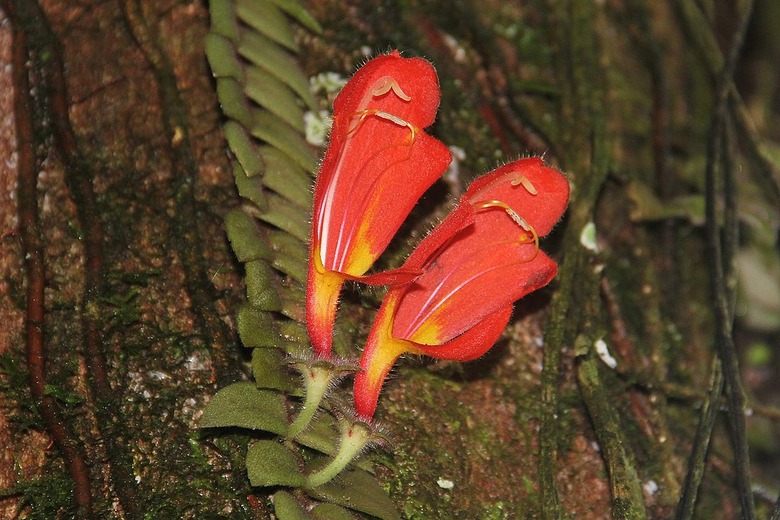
<box><xmin>307</xmin><ymin>51</ymin><xmax>452</xmax><ymax>358</ymax></box>
<box><xmin>395</xmin><ymin>245</ymin><xmax>557</xmax><ymax>344</ymax></box>
<box><xmin>410</xmin><ymin>305</ymin><xmax>513</xmax><ymax>361</ymax></box>
<box><xmin>402</xmin><ymin>157</ymin><xmax>568</xmax><ymax>274</ymax></box>
<box><xmin>464</xmin><ymin>157</ymin><xmax>569</xmax><ymax>237</ymax></box>
<box><xmin>306</xmin><ymin>252</ymin><xmax>346</xmax><ymax>359</ymax></box>
<box><xmin>311</xmin><ymin>51</ymin><xmax>452</xmax><ymax>278</ymax></box>
<box><xmin>353</xmin><ymin>293</ymin><xmax>421</xmax><ymax>419</ymax></box>
<box><xmin>393</xmin><ymin>158</ymin><xmax>567</xmax><ymax>343</ymax></box>
<box><xmin>353</xmin><ymin>158</ymin><xmax>569</xmax><ymax>417</ymax></box>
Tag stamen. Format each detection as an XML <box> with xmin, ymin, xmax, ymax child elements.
<box><xmin>348</xmin><ymin>109</ymin><xmax>418</xmax><ymax>143</ymax></box>
<box><xmin>370</xmin><ymin>76</ymin><xmax>412</xmax><ymax>101</ymax></box>
<box><xmin>510</xmin><ymin>175</ymin><xmax>538</xmax><ymax>195</ymax></box>
<box><xmin>473</xmin><ymin>200</ymin><xmax>539</xmax><ymax>259</ymax></box>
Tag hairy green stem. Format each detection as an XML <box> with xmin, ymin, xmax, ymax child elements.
<box><xmin>306</xmin><ymin>421</ymin><xmax>372</xmax><ymax>488</ymax></box>
<box><xmin>288</xmin><ymin>365</ymin><xmax>335</xmax><ymax>439</ymax></box>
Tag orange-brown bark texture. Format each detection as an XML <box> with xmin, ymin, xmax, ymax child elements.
<box><xmin>1</xmin><ymin>0</ymin><xmax>778</xmax><ymax>518</ymax></box>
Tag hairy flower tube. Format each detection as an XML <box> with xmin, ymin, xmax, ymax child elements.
<box><xmin>353</xmin><ymin>158</ymin><xmax>570</xmax><ymax>419</ymax></box>
<box><xmin>307</xmin><ymin>51</ymin><xmax>452</xmax><ymax>359</ymax></box>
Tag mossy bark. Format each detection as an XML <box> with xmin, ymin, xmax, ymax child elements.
<box><xmin>1</xmin><ymin>0</ymin><xmax>778</xmax><ymax>518</ymax></box>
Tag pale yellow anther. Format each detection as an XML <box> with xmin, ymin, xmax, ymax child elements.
<box><xmin>473</xmin><ymin>199</ymin><xmax>540</xmax><ymax>260</ymax></box>
<box><xmin>370</xmin><ymin>76</ymin><xmax>412</xmax><ymax>101</ymax></box>
<box><xmin>510</xmin><ymin>175</ymin><xmax>538</xmax><ymax>195</ymax></box>
<box><xmin>349</xmin><ymin>109</ymin><xmax>418</xmax><ymax>143</ymax></box>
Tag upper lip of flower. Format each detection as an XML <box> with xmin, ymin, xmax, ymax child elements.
<box><xmin>306</xmin><ymin>51</ymin><xmax>452</xmax><ymax>358</ymax></box>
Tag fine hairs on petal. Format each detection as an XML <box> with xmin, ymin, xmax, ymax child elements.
<box><xmin>355</xmin><ymin>283</ymin><xmax>388</xmax><ymax>310</ymax></box>
<box><xmin>355</xmin><ymin>47</ymin><xmax>383</xmax><ymax>72</ymax></box>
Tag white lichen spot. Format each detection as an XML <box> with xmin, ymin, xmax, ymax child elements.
<box><xmin>128</xmin><ymin>371</ymin><xmax>144</xmax><ymax>393</ymax></box>
<box><xmin>449</xmin><ymin>145</ymin><xmax>466</xmax><ymax>162</ymax></box>
<box><xmin>594</xmin><ymin>338</ymin><xmax>618</xmax><ymax>369</ymax></box>
<box><xmin>181</xmin><ymin>397</ymin><xmax>199</xmax><ymax>421</ymax></box>
<box><xmin>148</xmin><ymin>370</ymin><xmax>170</xmax><ymax>381</ymax></box>
<box><xmin>185</xmin><ymin>351</ymin><xmax>211</xmax><ymax>372</ymax></box>
<box><xmin>580</xmin><ymin>221</ymin><xmax>599</xmax><ymax>252</ymax></box>
<box><xmin>304</xmin><ymin>110</ymin><xmax>333</xmax><ymax>146</ymax></box>
<box><xmin>643</xmin><ymin>480</ymin><xmax>658</xmax><ymax>496</ymax></box>
<box><xmin>437</xmin><ymin>478</ymin><xmax>455</xmax><ymax>490</ymax></box>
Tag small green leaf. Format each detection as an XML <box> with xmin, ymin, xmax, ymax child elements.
<box><xmin>216</xmin><ymin>77</ymin><xmax>253</xmax><ymax>128</ymax></box>
<box><xmin>311</xmin><ymin>503</ymin><xmax>357</xmax><ymax>520</ymax></box>
<box><xmin>247</xmin><ymin>440</ymin><xmax>305</xmax><ymax>487</ymax></box>
<box><xmin>251</xmin><ymin>109</ymin><xmax>318</xmax><ymax>172</ymax></box>
<box><xmin>269</xmin><ymin>0</ymin><xmax>323</xmax><ymax>34</ymax></box>
<box><xmin>205</xmin><ymin>34</ymin><xmax>243</xmax><ymax>80</ymax></box>
<box><xmin>199</xmin><ymin>382</ymin><xmax>287</xmax><ymax>435</ymax></box>
<box><xmin>238</xmin><ymin>304</ymin><xmax>281</xmax><ymax>347</ymax></box>
<box><xmin>308</xmin><ymin>467</ymin><xmax>400</xmax><ymax>520</ymax></box>
<box><xmin>235</xmin><ymin>0</ymin><xmax>298</xmax><ymax>52</ymax></box>
<box><xmin>279</xmin><ymin>320</ymin><xmax>308</xmax><ymax>345</ymax></box>
<box><xmin>224</xmin><ymin>121</ymin><xmax>265</xmax><ymax>178</ymax></box>
<box><xmin>225</xmin><ymin>209</ymin><xmax>272</xmax><ymax>263</ymax></box>
<box><xmin>234</xmin><ymin>161</ymin><xmax>269</xmax><ymax>210</ymax></box>
<box><xmin>268</xmin><ymin>229</ymin><xmax>308</xmax><ymax>258</ymax></box>
<box><xmin>279</xmin><ymin>287</ymin><xmax>306</xmax><ymax>322</ymax></box>
<box><xmin>260</xmin><ymin>146</ymin><xmax>314</xmax><ymax>207</ymax></box>
<box><xmin>273</xmin><ymin>252</ymin><xmax>308</xmax><ymax>285</ymax></box>
<box><xmin>252</xmin><ymin>347</ymin><xmax>294</xmax><ymax>391</ymax></box>
<box><xmin>273</xmin><ymin>491</ymin><xmax>312</xmax><ymax>520</ymax></box>
<box><xmin>260</xmin><ymin>192</ymin><xmax>310</xmax><ymax>243</ymax></box>
<box><xmin>238</xmin><ymin>31</ymin><xmax>317</xmax><ymax>110</ymax></box>
<box><xmin>245</xmin><ymin>260</ymin><xmax>283</xmax><ymax>311</ymax></box>
<box><xmin>209</xmin><ymin>0</ymin><xmax>240</xmax><ymax>42</ymax></box>
<box><xmin>245</xmin><ymin>67</ymin><xmax>305</xmax><ymax>131</ymax></box>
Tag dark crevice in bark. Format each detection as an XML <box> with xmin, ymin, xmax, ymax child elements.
<box><xmin>120</xmin><ymin>0</ymin><xmax>242</xmax><ymax>388</ymax></box>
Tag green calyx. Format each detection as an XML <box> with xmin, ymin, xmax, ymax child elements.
<box><xmin>306</xmin><ymin>419</ymin><xmax>378</xmax><ymax>488</ymax></box>
<box><xmin>287</xmin><ymin>357</ymin><xmax>359</xmax><ymax>439</ymax></box>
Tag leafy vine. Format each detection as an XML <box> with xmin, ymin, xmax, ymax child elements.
<box><xmin>201</xmin><ymin>1</ymin><xmax>399</xmax><ymax>518</ymax></box>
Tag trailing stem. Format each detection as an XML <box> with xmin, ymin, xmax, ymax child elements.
<box><xmin>17</xmin><ymin>1</ymin><xmax>143</xmax><ymax>515</ymax></box>
<box><xmin>5</xmin><ymin>0</ymin><xmax>93</xmax><ymax>515</ymax></box>
<box><xmin>675</xmin><ymin>1</ymin><xmax>756</xmax><ymax>518</ymax></box>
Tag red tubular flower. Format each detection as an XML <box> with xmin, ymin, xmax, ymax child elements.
<box><xmin>307</xmin><ymin>51</ymin><xmax>452</xmax><ymax>358</ymax></box>
<box><xmin>353</xmin><ymin>158</ymin><xmax>570</xmax><ymax>419</ymax></box>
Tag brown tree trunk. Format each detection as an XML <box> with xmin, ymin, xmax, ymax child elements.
<box><xmin>1</xmin><ymin>0</ymin><xmax>778</xmax><ymax>518</ymax></box>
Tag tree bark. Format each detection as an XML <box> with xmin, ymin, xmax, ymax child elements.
<box><xmin>0</xmin><ymin>0</ymin><xmax>778</xmax><ymax>518</ymax></box>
